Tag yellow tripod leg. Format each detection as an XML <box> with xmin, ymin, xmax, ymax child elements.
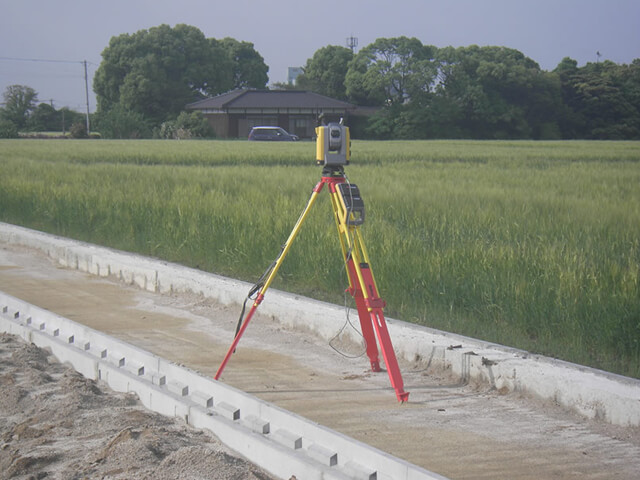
<box><xmin>214</xmin><ymin>181</ymin><xmax>324</xmax><ymax>380</ymax></box>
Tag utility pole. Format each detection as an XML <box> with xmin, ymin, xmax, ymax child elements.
<box><xmin>83</xmin><ymin>60</ymin><xmax>90</xmax><ymax>134</ymax></box>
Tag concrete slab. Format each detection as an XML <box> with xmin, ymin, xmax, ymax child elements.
<box><xmin>1</xmin><ymin>221</ymin><xmax>639</xmax><ymax>427</ymax></box>
<box><xmin>1</xmin><ymin>222</ymin><xmax>640</xmax><ymax>479</ymax></box>
<box><xmin>0</xmin><ymin>292</ymin><xmax>446</xmax><ymax>480</ymax></box>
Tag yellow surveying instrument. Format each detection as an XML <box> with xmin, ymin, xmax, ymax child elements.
<box><xmin>215</xmin><ymin>120</ymin><xmax>409</xmax><ymax>403</ymax></box>
<box><xmin>316</xmin><ymin>120</ymin><xmax>350</xmax><ymax>166</ymax></box>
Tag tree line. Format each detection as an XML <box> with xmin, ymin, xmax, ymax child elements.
<box><xmin>0</xmin><ymin>24</ymin><xmax>269</xmax><ymax>139</ymax></box>
<box><xmin>2</xmin><ymin>24</ymin><xmax>638</xmax><ymax>139</ymax></box>
<box><xmin>0</xmin><ymin>85</ymin><xmax>88</xmax><ymax>138</ymax></box>
<box><xmin>297</xmin><ymin>39</ymin><xmax>640</xmax><ymax>140</ymax></box>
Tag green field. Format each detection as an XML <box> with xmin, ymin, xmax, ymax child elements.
<box><xmin>1</xmin><ymin>139</ymin><xmax>639</xmax><ymax>378</ymax></box>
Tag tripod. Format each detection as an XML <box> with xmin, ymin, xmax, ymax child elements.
<box><xmin>214</xmin><ymin>159</ymin><xmax>409</xmax><ymax>403</ymax></box>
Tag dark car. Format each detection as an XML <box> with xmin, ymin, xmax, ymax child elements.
<box><xmin>248</xmin><ymin>126</ymin><xmax>299</xmax><ymax>141</ymax></box>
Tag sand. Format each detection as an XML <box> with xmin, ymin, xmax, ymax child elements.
<box><xmin>0</xmin><ymin>333</ymin><xmax>275</xmax><ymax>480</ymax></box>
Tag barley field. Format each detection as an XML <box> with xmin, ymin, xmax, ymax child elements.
<box><xmin>1</xmin><ymin>139</ymin><xmax>639</xmax><ymax>377</ymax></box>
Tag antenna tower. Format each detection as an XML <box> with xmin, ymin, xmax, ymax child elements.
<box><xmin>346</xmin><ymin>35</ymin><xmax>358</xmax><ymax>53</ymax></box>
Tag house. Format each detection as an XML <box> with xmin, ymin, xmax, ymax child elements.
<box><xmin>186</xmin><ymin>89</ymin><xmax>355</xmax><ymax>139</ymax></box>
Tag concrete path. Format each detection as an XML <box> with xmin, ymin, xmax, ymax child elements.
<box><xmin>1</xmin><ymin>239</ymin><xmax>639</xmax><ymax>479</ymax></box>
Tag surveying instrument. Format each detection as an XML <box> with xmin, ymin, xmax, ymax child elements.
<box><xmin>214</xmin><ymin>120</ymin><xmax>409</xmax><ymax>402</ymax></box>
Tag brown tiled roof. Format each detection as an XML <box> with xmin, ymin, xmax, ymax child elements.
<box><xmin>187</xmin><ymin>89</ymin><xmax>354</xmax><ymax>111</ymax></box>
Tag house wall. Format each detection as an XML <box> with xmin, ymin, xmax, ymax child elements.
<box><xmin>205</xmin><ymin>114</ymin><xmax>229</xmax><ymax>138</ymax></box>
<box><xmin>202</xmin><ymin>110</ymin><xmax>350</xmax><ymax>139</ymax></box>
<box><xmin>238</xmin><ymin>115</ymin><xmax>278</xmax><ymax>138</ymax></box>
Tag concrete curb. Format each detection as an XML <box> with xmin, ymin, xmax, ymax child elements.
<box><xmin>1</xmin><ymin>222</ymin><xmax>639</xmax><ymax>426</ymax></box>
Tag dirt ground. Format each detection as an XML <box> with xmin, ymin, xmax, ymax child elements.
<box><xmin>0</xmin><ymin>333</ymin><xmax>276</xmax><ymax>480</ymax></box>
<box><xmin>1</xmin><ymin>242</ymin><xmax>640</xmax><ymax>480</ymax></box>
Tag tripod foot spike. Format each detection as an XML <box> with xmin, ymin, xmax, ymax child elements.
<box><xmin>397</xmin><ymin>392</ymin><xmax>410</xmax><ymax>403</ymax></box>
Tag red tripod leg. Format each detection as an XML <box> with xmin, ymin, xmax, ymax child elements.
<box><xmin>346</xmin><ymin>258</ymin><xmax>381</xmax><ymax>371</ymax></box>
<box><xmin>350</xmin><ymin>261</ymin><xmax>409</xmax><ymax>402</ymax></box>
<box><xmin>369</xmin><ymin>309</ymin><xmax>409</xmax><ymax>402</ymax></box>
<box><xmin>214</xmin><ymin>294</ymin><xmax>263</xmax><ymax>380</ymax></box>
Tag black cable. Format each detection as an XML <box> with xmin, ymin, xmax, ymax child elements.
<box><xmin>232</xmin><ymin>247</ymin><xmax>281</xmax><ymax>351</ymax></box>
<box><xmin>233</xmin><ymin>275</ymin><xmax>266</xmax><ymax>342</ymax></box>
<box><xmin>328</xmin><ymin>288</ymin><xmax>367</xmax><ymax>359</ymax></box>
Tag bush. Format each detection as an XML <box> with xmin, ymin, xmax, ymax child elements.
<box><xmin>156</xmin><ymin>111</ymin><xmax>215</xmax><ymax>139</ymax></box>
<box><xmin>0</xmin><ymin>118</ymin><xmax>19</xmax><ymax>138</ymax></box>
<box><xmin>93</xmin><ymin>104</ymin><xmax>152</xmax><ymax>139</ymax></box>
<box><xmin>69</xmin><ymin>122</ymin><xmax>88</xmax><ymax>139</ymax></box>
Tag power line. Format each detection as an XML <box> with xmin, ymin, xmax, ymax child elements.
<box><xmin>0</xmin><ymin>56</ymin><xmax>98</xmax><ymax>66</ymax></box>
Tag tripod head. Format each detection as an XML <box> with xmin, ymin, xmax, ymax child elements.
<box><xmin>316</xmin><ymin>118</ymin><xmax>350</xmax><ymax>167</ymax></box>
<box><xmin>321</xmin><ymin>164</ymin><xmax>346</xmax><ymax>178</ymax></box>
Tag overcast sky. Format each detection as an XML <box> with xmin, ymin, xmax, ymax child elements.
<box><xmin>1</xmin><ymin>0</ymin><xmax>638</xmax><ymax>112</ymax></box>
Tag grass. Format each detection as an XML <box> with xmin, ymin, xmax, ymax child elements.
<box><xmin>1</xmin><ymin>138</ymin><xmax>639</xmax><ymax>378</ymax></box>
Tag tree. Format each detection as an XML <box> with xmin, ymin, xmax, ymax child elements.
<box><xmin>434</xmin><ymin>45</ymin><xmax>561</xmax><ymax>138</ymax></box>
<box><xmin>554</xmin><ymin>57</ymin><xmax>578</xmax><ymax>78</ymax></box>
<box><xmin>342</xmin><ymin>37</ymin><xmax>441</xmax><ymax>138</ymax></box>
<box><xmin>558</xmin><ymin>59</ymin><xmax>640</xmax><ymax>139</ymax></box>
<box><xmin>297</xmin><ymin>45</ymin><xmax>353</xmax><ymax>100</ymax></box>
<box><xmin>220</xmin><ymin>38</ymin><xmax>269</xmax><ymax>89</ymax></box>
<box><xmin>24</xmin><ymin>103</ymin><xmax>87</xmax><ymax>134</ymax></box>
<box><xmin>345</xmin><ymin>37</ymin><xmax>438</xmax><ymax>106</ymax></box>
<box><xmin>552</xmin><ymin>57</ymin><xmax>585</xmax><ymax>138</ymax></box>
<box><xmin>93</xmin><ymin>24</ymin><xmax>234</xmax><ymax>124</ymax></box>
<box><xmin>93</xmin><ymin>103</ymin><xmax>152</xmax><ymax>139</ymax></box>
<box><xmin>269</xmin><ymin>82</ymin><xmax>298</xmax><ymax>90</ymax></box>
<box><xmin>26</xmin><ymin>103</ymin><xmax>58</xmax><ymax>131</ymax></box>
<box><xmin>0</xmin><ymin>118</ymin><xmax>19</xmax><ymax>138</ymax></box>
<box><xmin>2</xmin><ymin>85</ymin><xmax>38</xmax><ymax>129</ymax></box>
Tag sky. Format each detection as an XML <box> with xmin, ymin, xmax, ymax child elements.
<box><xmin>1</xmin><ymin>0</ymin><xmax>638</xmax><ymax>112</ymax></box>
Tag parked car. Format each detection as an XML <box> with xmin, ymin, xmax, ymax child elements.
<box><xmin>248</xmin><ymin>126</ymin><xmax>299</xmax><ymax>141</ymax></box>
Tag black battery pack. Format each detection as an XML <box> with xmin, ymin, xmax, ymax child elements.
<box><xmin>337</xmin><ymin>183</ymin><xmax>365</xmax><ymax>226</ymax></box>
